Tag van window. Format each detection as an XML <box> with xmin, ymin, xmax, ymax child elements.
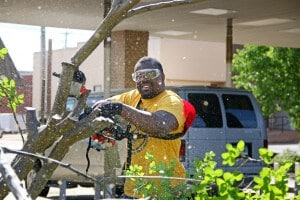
<box><xmin>87</xmin><ymin>96</ymin><xmax>102</xmax><ymax>107</ymax></box>
<box><xmin>66</xmin><ymin>97</ymin><xmax>76</xmax><ymax>111</ymax></box>
<box><xmin>188</xmin><ymin>93</ymin><xmax>223</xmax><ymax>128</ymax></box>
<box><xmin>222</xmin><ymin>94</ymin><xmax>257</xmax><ymax>128</ymax></box>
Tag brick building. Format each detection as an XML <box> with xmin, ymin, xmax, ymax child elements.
<box><xmin>0</xmin><ymin>72</ymin><xmax>32</xmax><ymax>114</ymax></box>
<box><xmin>0</xmin><ymin>37</ymin><xmax>32</xmax><ymax>132</ymax></box>
<box><xmin>0</xmin><ymin>38</ymin><xmax>32</xmax><ymax>114</ymax></box>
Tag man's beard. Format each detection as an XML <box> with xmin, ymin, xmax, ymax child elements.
<box><xmin>141</xmin><ymin>92</ymin><xmax>156</xmax><ymax>99</ymax></box>
<box><xmin>138</xmin><ymin>80</ymin><xmax>164</xmax><ymax>99</ymax></box>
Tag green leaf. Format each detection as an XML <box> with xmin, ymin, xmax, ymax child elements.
<box><xmin>237</xmin><ymin>140</ymin><xmax>245</xmax><ymax>151</ymax></box>
<box><xmin>145</xmin><ymin>152</ymin><xmax>154</xmax><ymax>161</ymax></box>
<box><xmin>0</xmin><ymin>48</ymin><xmax>8</xmax><ymax>60</ymax></box>
<box><xmin>226</xmin><ymin>143</ymin><xmax>234</xmax><ymax>151</ymax></box>
<box><xmin>259</xmin><ymin>148</ymin><xmax>274</xmax><ymax>164</ymax></box>
<box><xmin>10</xmin><ymin>79</ymin><xmax>15</xmax><ymax>87</ymax></box>
<box><xmin>18</xmin><ymin>94</ymin><xmax>24</xmax><ymax>104</ymax></box>
<box><xmin>215</xmin><ymin>169</ymin><xmax>223</xmax><ymax>177</ymax></box>
<box><xmin>223</xmin><ymin>172</ymin><xmax>232</xmax><ymax>181</ymax></box>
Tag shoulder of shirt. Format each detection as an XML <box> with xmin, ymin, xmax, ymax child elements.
<box><xmin>111</xmin><ymin>89</ymin><xmax>140</xmax><ymax>100</ymax></box>
<box><xmin>165</xmin><ymin>89</ymin><xmax>177</xmax><ymax>95</ymax></box>
<box><xmin>123</xmin><ymin>89</ymin><xmax>139</xmax><ymax>96</ymax></box>
<box><xmin>165</xmin><ymin>89</ymin><xmax>182</xmax><ymax>99</ymax></box>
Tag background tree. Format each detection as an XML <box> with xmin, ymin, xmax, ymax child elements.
<box><xmin>232</xmin><ymin>45</ymin><xmax>300</xmax><ymax>130</ymax></box>
<box><xmin>0</xmin><ymin>0</ymin><xmax>205</xmax><ymax>199</ymax></box>
<box><xmin>0</xmin><ymin>48</ymin><xmax>25</xmax><ymax>141</ymax></box>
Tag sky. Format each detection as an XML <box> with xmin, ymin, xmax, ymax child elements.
<box><xmin>0</xmin><ymin>22</ymin><xmax>94</xmax><ymax>72</ymax></box>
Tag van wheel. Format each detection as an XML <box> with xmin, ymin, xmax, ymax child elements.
<box><xmin>26</xmin><ymin>161</ymin><xmax>50</xmax><ymax>197</ymax></box>
<box><xmin>114</xmin><ymin>184</ymin><xmax>124</xmax><ymax>198</ymax></box>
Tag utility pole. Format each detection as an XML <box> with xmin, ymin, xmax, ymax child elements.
<box><xmin>225</xmin><ymin>18</ymin><xmax>233</xmax><ymax>87</ymax></box>
<box><xmin>103</xmin><ymin>0</ymin><xmax>111</xmax><ymax>99</ymax></box>
<box><xmin>40</xmin><ymin>26</ymin><xmax>46</xmax><ymax>123</ymax></box>
<box><xmin>46</xmin><ymin>39</ymin><xmax>52</xmax><ymax>117</ymax></box>
<box><xmin>101</xmin><ymin>1</ymin><xmax>122</xmax><ymax>198</ymax></box>
<box><xmin>64</xmin><ymin>32</ymin><xmax>69</xmax><ymax>48</ymax></box>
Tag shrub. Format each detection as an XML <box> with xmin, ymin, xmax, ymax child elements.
<box><xmin>125</xmin><ymin>140</ymin><xmax>300</xmax><ymax>199</ymax></box>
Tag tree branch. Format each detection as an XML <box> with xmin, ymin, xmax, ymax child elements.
<box><xmin>127</xmin><ymin>0</ymin><xmax>199</xmax><ymax>17</ymax></box>
<box><xmin>51</xmin><ymin>62</ymin><xmax>77</xmax><ymax>117</ymax></box>
<box><xmin>0</xmin><ymin>148</ymin><xmax>32</xmax><ymax>200</ymax></box>
<box><xmin>2</xmin><ymin>147</ymin><xmax>102</xmax><ymax>185</ymax></box>
<box><xmin>71</xmin><ymin>0</ymin><xmax>205</xmax><ymax>68</ymax></box>
<box><xmin>27</xmin><ymin>116</ymin><xmax>113</xmax><ymax>198</ymax></box>
<box><xmin>71</xmin><ymin>90</ymin><xmax>91</xmax><ymax>118</ymax></box>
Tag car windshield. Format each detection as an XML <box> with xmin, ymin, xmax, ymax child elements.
<box><xmin>66</xmin><ymin>94</ymin><xmax>102</xmax><ymax>111</ymax></box>
<box><xmin>86</xmin><ymin>95</ymin><xmax>103</xmax><ymax>107</ymax></box>
<box><xmin>66</xmin><ymin>98</ymin><xmax>76</xmax><ymax>111</ymax></box>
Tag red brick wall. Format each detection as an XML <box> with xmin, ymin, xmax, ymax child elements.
<box><xmin>0</xmin><ymin>73</ymin><xmax>32</xmax><ymax>114</ymax></box>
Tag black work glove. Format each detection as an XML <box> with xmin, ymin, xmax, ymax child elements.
<box><xmin>98</xmin><ymin>102</ymin><xmax>123</xmax><ymax>118</ymax></box>
<box><xmin>73</xmin><ymin>70</ymin><xmax>86</xmax><ymax>84</ymax></box>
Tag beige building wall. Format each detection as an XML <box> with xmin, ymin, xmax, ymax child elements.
<box><xmin>149</xmin><ymin>37</ymin><xmax>226</xmax><ymax>86</ymax></box>
<box><xmin>32</xmin><ymin>43</ymin><xmax>103</xmax><ymax>116</ymax></box>
<box><xmin>33</xmin><ymin>37</ymin><xmax>226</xmax><ymax>117</ymax></box>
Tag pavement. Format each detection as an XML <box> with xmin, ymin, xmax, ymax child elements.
<box><xmin>5</xmin><ymin>186</ymin><xmax>96</xmax><ymax>200</ymax></box>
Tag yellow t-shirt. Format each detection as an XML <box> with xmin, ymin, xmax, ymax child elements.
<box><xmin>112</xmin><ymin>89</ymin><xmax>186</xmax><ymax>198</ymax></box>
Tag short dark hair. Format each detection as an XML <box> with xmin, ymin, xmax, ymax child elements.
<box><xmin>135</xmin><ymin>57</ymin><xmax>163</xmax><ymax>72</ymax></box>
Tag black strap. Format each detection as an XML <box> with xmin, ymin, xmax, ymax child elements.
<box><xmin>151</xmin><ymin>132</ymin><xmax>183</xmax><ymax>140</ymax></box>
<box><xmin>126</xmin><ymin>125</ymin><xmax>133</xmax><ymax>169</ymax></box>
<box><xmin>125</xmin><ymin>99</ymin><xmax>142</xmax><ymax>169</ymax></box>
<box><xmin>85</xmin><ymin>137</ymin><xmax>92</xmax><ymax>173</ymax></box>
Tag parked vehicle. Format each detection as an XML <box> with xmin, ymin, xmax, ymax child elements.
<box><xmin>169</xmin><ymin>86</ymin><xmax>268</xmax><ymax>179</ymax></box>
<box><xmin>0</xmin><ymin>113</ymin><xmax>26</xmax><ymax>133</ymax></box>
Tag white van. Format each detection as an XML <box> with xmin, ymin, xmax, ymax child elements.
<box><xmin>169</xmin><ymin>86</ymin><xmax>268</xmax><ymax>179</ymax></box>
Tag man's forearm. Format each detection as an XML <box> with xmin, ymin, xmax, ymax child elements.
<box><xmin>120</xmin><ymin>104</ymin><xmax>177</xmax><ymax>135</ymax></box>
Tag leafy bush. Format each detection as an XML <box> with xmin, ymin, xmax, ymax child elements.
<box><xmin>272</xmin><ymin>149</ymin><xmax>300</xmax><ymax>165</ymax></box>
<box><xmin>125</xmin><ymin>140</ymin><xmax>300</xmax><ymax>199</ymax></box>
<box><xmin>0</xmin><ymin>47</ymin><xmax>24</xmax><ymax>140</ymax></box>
<box><xmin>272</xmin><ymin>149</ymin><xmax>300</xmax><ymax>174</ymax></box>
<box><xmin>0</xmin><ymin>48</ymin><xmax>24</xmax><ymax>112</ymax></box>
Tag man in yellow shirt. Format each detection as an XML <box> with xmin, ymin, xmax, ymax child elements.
<box><xmin>96</xmin><ymin>57</ymin><xmax>186</xmax><ymax>198</ymax></box>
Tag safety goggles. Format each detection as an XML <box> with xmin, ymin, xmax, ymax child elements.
<box><xmin>132</xmin><ymin>69</ymin><xmax>161</xmax><ymax>82</ymax></box>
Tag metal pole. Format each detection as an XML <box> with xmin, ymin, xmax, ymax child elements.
<box><xmin>46</xmin><ymin>39</ymin><xmax>52</xmax><ymax>118</ymax></box>
<box><xmin>60</xmin><ymin>179</ymin><xmax>67</xmax><ymax>200</ymax></box>
<box><xmin>225</xmin><ymin>18</ymin><xmax>233</xmax><ymax>87</ymax></box>
<box><xmin>103</xmin><ymin>0</ymin><xmax>111</xmax><ymax>99</ymax></box>
<box><xmin>103</xmin><ymin>1</ymin><xmax>111</xmax><ymax>196</ymax></box>
<box><xmin>40</xmin><ymin>26</ymin><xmax>46</xmax><ymax>123</ymax></box>
<box><xmin>295</xmin><ymin>162</ymin><xmax>300</xmax><ymax>194</ymax></box>
<box><xmin>102</xmin><ymin>2</ymin><xmax>122</xmax><ymax>198</ymax></box>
